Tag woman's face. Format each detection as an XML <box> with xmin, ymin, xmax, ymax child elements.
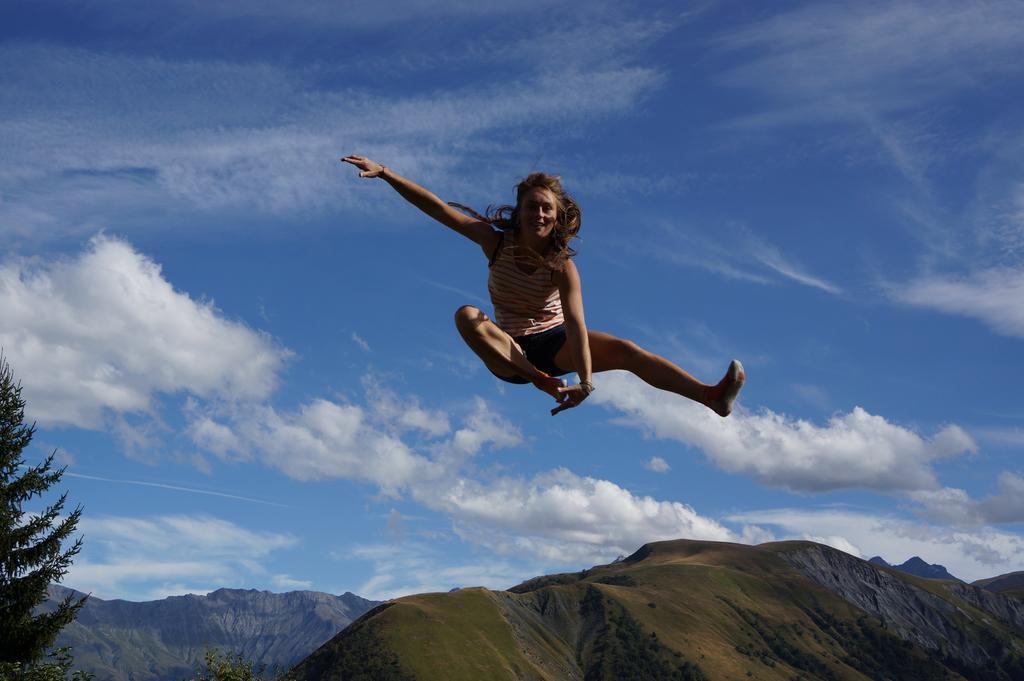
<box><xmin>518</xmin><ymin>187</ymin><xmax>559</xmax><ymax>240</ymax></box>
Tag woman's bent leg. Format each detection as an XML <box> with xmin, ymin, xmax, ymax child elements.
<box><xmin>553</xmin><ymin>330</ymin><xmax>744</xmax><ymax>415</ymax></box>
<box><xmin>454</xmin><ymin>306</ymin><xmax>565</xmax><ymax>397</ymax></box>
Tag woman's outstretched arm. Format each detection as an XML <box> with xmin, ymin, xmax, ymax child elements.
<box><xmin>341</xmin><ymin>155</ymin><xmax>498</xmax><ymax>252</ymax></box>
<box><xmin>552</xmin><ymin>260</ymin><xmax>594</xmax><ymax>415</ymax></box>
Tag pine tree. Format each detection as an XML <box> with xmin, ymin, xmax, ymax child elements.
<box><xmin>0</xmin><ymin>354</ymin><xmax>87</xmax><ymax>665</ymax></box>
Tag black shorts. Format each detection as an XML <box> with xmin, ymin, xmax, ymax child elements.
<box><xmin>492</xmin><ymin>324</ymin><xmax>570</xmax><ymax>384</ymax></box>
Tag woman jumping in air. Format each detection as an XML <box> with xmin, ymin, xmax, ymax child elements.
<box><xmin>341</xmin><ymin>155</ymin><xmax>745</xmax><ymax>417</ymax></box>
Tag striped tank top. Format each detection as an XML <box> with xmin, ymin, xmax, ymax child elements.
<box><xmin>487</xmin><ymin>229</ymin><xmax>564</xmax><ymax>337</ymax></box>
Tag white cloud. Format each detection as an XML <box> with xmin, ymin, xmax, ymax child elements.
<box><xmin>348</xmin><ymin>480</ymin><xmax>745</xmax><ymax>600</ymax></box>
<box><xmin>236</xmin><ymin>399</ymin><xmax>433</xmax><ymax>493</ymax></box>
<box><xmin>185</xmin><ymin>378</ymin><xmax>523</xmax><ymax>495</ymax></box>
<box><xmin>186</xmin><ymin>415</ymin><xmax>243</xmax><ymax>460</ymax></box>
<box><xmin>68</xmin><ymin>514</ymin><xmax>298</xmax><ymax>600</ymax></box>
<box><xmin>800</xmin><ymin>535</ymin><xmax>863</xmax><ymax>557</ymax></box>
<box><xmin>228</xmin><ymin>382</ymin><xmax>738</xmax><ymax>568</ymax></box>
<box><xmin>727</xmin><ymin>506</ymin><xmax>1024</xmax><ymax>583</ymax></box>
<box><xmin>0</xmin><ymin>236</ymin><xmax>287</xmax><ymax>428</ymax></box>
<box><xmin>893</xmin><ymin>267</ymin><xmax>1024</xmax><ymax>338</ymax></box>
<box><xmin>911</xmin><ymin>472</ymin><xmax>1024</xmax><ymax>526</ymax></box>
<box><xmin>644</xmin><ymin>456</ymin><xmax>671</xmax><ymax>473</ymax></box>
<box><xmin>592</xmin><ymin>371</ymin><xmax>976</xmax><ymax>492</ymax></box>
<box><xmin>429</xmin><ymin>467</ymin><xmax>735</xmax><ymax>566</ymax></box>
<box><xmin>179</xmin><ymin>367</ymin><xmax>980</xmax><ymax>571</ymax></box>
<box><xmin>448</xmin><ymin>397</ymin><xmax>522</xmax><ymax>457</ymax></box>
<box><xmin>739</xmin><ymin>524</ymin><xmax>776</xmax><ymax>545</ymax></box>
<box><xmin>362</xmin><ymin>376</ymin><xmax>451</xmax><ymax>438</ymax></box>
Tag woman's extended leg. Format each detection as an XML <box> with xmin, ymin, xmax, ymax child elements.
<box><xmin>453</xmin><ymin>306</ymin><xmax>565</xmax><ymax>397</ymax></box>
<box><xmin>553</xmin><ymin>330</ymin><xmax>744</xmax><ymax>416</ymax></box>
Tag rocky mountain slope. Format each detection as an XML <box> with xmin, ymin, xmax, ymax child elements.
<box><xmin>44</xmin><ymin>585</ymin><xmax>379</xmax><ymax>681</ymax></box>
<box><xmin>286</xmin><ymin>539</ymin><xmax>1024</xmax><ymax>681</ymax></box>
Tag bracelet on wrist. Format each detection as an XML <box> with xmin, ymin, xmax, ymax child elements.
<box><xmin>579</xmin><ymin>380</ymin><xmax>595</xmax><ymax>395</ymax></box>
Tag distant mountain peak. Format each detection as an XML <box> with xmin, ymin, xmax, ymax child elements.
<box><xmin>869</xmin><ymin>555</ymin><xmax>962</xmax><ymax>582</ymax></box>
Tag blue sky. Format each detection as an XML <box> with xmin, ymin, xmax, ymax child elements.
<box><xmin>3</xmin><ymin>0</ymin><xmax>1023</xmax><ymax>601</ymax></box>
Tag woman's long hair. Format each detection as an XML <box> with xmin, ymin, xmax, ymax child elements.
<box><xmin>450</xmin><ymin>173</ymin><xmax>581</xmax><ymax>271</ymax></box>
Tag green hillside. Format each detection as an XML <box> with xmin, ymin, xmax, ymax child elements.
<box><xmin>287</xmin><ymin>540</ymin><xmax>1024</xmax><ymax>681</ymax></box>
<box><xmin>975</xmin><ymin>571</ymin><xmax>1024</xmax><ymax>601</ymax></box>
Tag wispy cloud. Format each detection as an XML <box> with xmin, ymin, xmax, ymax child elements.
<box><xmin>44</xmin><ymin>0</ymin><xmax>573</xmax><ymax>35</ymax></box>
<box><xmin>713</xmin><ymin>1</ymin><xmax>1024</xmax><ymax>185</ymax></box>
<box><xmin>351</xmin><ymin>540</ymin><xmax>539</xmax><ymax>601</ymax></box>
<box><xmin>351</xmin><ymin>332</ymin><xmax>371</xmax><ymax>352</ymax></box>
<box><xmin>972</xmin><ymin>426</ymin><xmax>1024</xmax><ymax>448</ymax></box>
<box><xmin>790</xmin><ymin>383</ymin><xmax>831</xmax><ymax>410</ymax></box>
<box><xmin>65</xmin><ymin>472</ymin><xmax>289</xmax><ymax>508</ymax></box>
<box><xmin>632</xmin><ymin>222</ymin><xmax>842</xmax><ymax>293</ymax></box>
<box><xmin>68</xmin><ymin>514</ymin><xmax>298</xmax><ymax>600</ymax></box>
<box><xmin>716</xmin><ymin>1</ymin><xmax>1024</xmax><ymax>121</ymax></box>
<box><xmin>892</xmin><ymin>267</ymin><xmax>1024</xmax><ymax>338</ymax></box>
<box><xmin>419</xmin><ymin>277</ymin><xmax>489</xmax><ymax>307</ymax></box>
<box><xmin>753</xmin><ymin>242</ymin><xmax>842</xmax><ymax>294</ymax></box>
<box><xmin>271</xmin><ymin>573</ymin><xmax>314</xmax><ymax>591</ymax></box>
<box><xmin>0</xmin><ymin>22</ymin><xmax>667</xmax><ymax>239</ymax></box>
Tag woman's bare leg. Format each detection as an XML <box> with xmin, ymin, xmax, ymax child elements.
<box><xmin>553</xmin><ymin>330</ymin><xmax>744</xmax><ymax>416</ymax></box>
<box><xmin>454</xmin><ymin>306</ymin><xmax>565</xmax><ymax>397</ymax></box>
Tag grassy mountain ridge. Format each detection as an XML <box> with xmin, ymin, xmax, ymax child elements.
<box><xmin>975</xmin><ymin>571</ymin><xmax>1024</xmax><ymax>600</ymax></box>
<box><xmin>288</xmin><ymin>540</ymin><xmax>1024</xmax><ymax>679</ymax></box>
<box><xmin>287</xmin><ymin>539</ymin><xmax>1024</xmax><ymax>681</ymax></box>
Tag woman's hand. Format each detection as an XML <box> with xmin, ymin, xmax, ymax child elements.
<box><xmin>550</xmin><ymin>382</ymin><xmax>593</xmax><ymax>416</ymax></box>
<box><xmin>341</xmin><ymin>155</ymin><xmax>387</xmax><ymax>178</ymax></box>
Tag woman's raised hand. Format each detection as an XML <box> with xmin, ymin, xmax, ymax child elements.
<box><xmin>341</xmin><ymin>155</ymin><xmax>386</xmax><ymax>178</ymax></box>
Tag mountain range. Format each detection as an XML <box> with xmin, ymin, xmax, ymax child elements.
<box><xmin>45</xmin><ymin>543</ymin><xmax>1024</xmax><ymax>680</ymax></box>
<box><xmin>43</xmin><ymin>585</ymin><xmax>380</xmax><ymax>681</ymax></box>
<box><xmin>286</xmin><ymin>540</ymin><xmax>1024</xmax><ymax>681</ymax></box>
